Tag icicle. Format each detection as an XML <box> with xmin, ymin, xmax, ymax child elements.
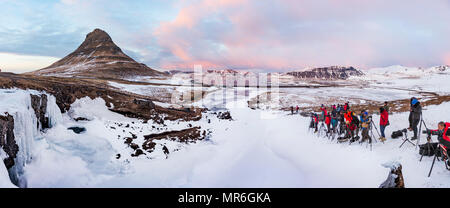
<box><xmin>45</xmin><ymin>94</ymin><xmax>63</xmax><ymax>127</ymax></box>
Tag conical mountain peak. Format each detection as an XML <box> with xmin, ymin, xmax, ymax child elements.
<box><xmin>29</xmin><ymin>29</ymin><xmax>165</xmax><ymax>79</ymax></box>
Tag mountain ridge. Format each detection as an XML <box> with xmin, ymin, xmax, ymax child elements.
<box><xmin>29</xmin><ymin>29</ymin><xmax>165</xmax><ymax>79</ymax></box>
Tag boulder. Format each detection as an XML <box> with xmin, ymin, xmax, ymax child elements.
<box><xmin>67</xmin><ymin>127</ymin><xmax>86</xmax><ymax>134</ymax></box>
<box><xmin>379</xmin><ymin>162</ymin><xmax>405</xmax><ymax>188</ymax></box>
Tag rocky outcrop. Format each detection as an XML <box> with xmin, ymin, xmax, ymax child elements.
<box><xmin>217</xmin><ymin>111</ymin><xmax>232</xmax><ymax>120</ymax></box>
<box><xmin>28</xmin><ymin>28</ymin><xmax>166</xmax><ymax>79</ymax></box>
<box><xmin>0</xmin><ymin>73</ymin><xmax>203</xmax><ymax>123</ymax></box>
<box><xmin>287</xmin><ymin>66</ymin><xmax>364</xmax><ymax>80</ymax></box>
<box><xmin>0</xmin><ymin>114</ymin><xmax>18</xmax><ymax>169</ymax></box>
<box><xmin>379</xmin><ymin>162</ymin><xmax>405</xmax><ymax>188</ymax></box>
<box><xmin>30</xmin><ymin>94</ymin><xmax>49</xmax><ymax>129</ymax></box>
<box><xmin>142</xmin><ymin>127</ymin><xmax>207</xmax><ymax>153</ymax></box>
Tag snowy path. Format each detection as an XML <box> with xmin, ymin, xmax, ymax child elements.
<box><xmin>93</xmin><ymin>90</ymin><xmax>450</xmax><ymax>188</ymax></box>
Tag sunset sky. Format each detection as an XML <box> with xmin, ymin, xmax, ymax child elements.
<box><xmin>1</xmin><ymin>0</ymin><xmax>450</xmax><ymax>73</ymax></box>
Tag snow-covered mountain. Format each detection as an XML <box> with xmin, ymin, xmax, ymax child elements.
<box><xmin>357</xmin><ymin>65</ymin><xmax>450</xmax><ymax>80</ymax></box>
<box><xmin>29</xmin><ymin>29</ymin><xmax>166</xmax><ymax>79</ymax></box>
<box><xmin>286</xmin><ymin>66</ymin><xmax>364</xmax><ymax>80</ymax></box>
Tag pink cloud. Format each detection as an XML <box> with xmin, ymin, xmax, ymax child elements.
<box><xmin>153</xmin><ymin>0</ymin><xmax>450</xmax><ymax>70</ymax></box>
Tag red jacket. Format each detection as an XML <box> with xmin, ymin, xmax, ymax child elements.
<box><xmin>380</xmin><ymin>110</ymin><xmax>389</xmax><ymax>126</ymax></box>
<box><xmin>344</xmin><ymin>111</ymin><xmax>352</xmax><ymax>123</ymax></box>
<box><xmin>320</xmin><ymin>107</ymin><xmax>327</xmax><ymax>116</ymax></box>
<box><xmin>325</xmin><ymin>116</ymin><xmax>331</xmax><ymax>125</ymax></box>
<box><xmin>431</xmin><ymin>122</ymin><xmax>450</xmax><ymax>143</ymax></box>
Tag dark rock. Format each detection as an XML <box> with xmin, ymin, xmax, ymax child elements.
<box><xmin>0</xmin><ymin>114</ymin><xmax>18</xmax><ymax>169</ymax></box>
<box><xmin>163</xmin><ymin>146</ymin><xmax>169</xmax><ymax>155</ymax></box>
<box><xmin>131</xmin><ymin>149</ymin><xmax>145</xmax><ymax>157</ymax></box>
<box><xmin>129</xmin><ymin>143</ymin><xmax>139</xmax><ymax>150</ymax></box>
<box><xmin>74</xmin><ymin>117</ymin><xmax>90</xmax><ymax>121</ymax></box>
<box><xmin>217</xmin><ymin>111</ymin><xmax>232</xmax><ymax>120</ymax></box>
<box><xmin>142</xmin><ymin>127</ymin><xmax>207</xmax><ymax>153</ymax></box>
<box><xmin>116</xmin><ymin>154</ymin><xmax>121</xmax><ymax>159</ymax></box>
<box><xmin>124</xmin><ymin>137</ymin><xmax>133</xmax><ymax>144</ymax></box>
<box><xmin>130</xmin><ymin>133</ymin><xmax>137</xmax><ymax>139</ymax></box>
<box><xmin>67</xmin><ymin>127</ymin><xmax>86</xmax><ymax>134</ymax></box>
<box><xmin>30</xmin><ymin>94</ymin><xmax>50</xmax><ymax>129</ymax></box>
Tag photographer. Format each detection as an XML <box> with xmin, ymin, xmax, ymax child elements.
<box><xmin>408</xmin><ymin>97</ymin><xmax>422</xmax><ymax>140</ymax></box>
<box><xmin>359</xmin><ymin>111</ymin><xmax>371</xmax><ymax>143</ymax></box>
<box><xmin>379</xmin><ymin>107</ymin><xmax>389</xmax><ymax>142</ymax></box>
<box><xmin>428</xmin><ymin>122</ymin><xmax>450</xmax><ymax>149</ymax></box>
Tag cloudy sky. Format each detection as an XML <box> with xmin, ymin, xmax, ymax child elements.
<box><xmin>1</xmin><ymin>0</ymin><xmax>449</xmax><ymax>73</ymax></box>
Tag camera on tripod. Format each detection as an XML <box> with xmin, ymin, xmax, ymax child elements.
<box><xmin>422</xmin><ymin>129</ymin><xmax>450</xmax><ymax>136</ymax></box>
<box><xmin>422</xmin><ymin>129</ymin><xmax>438</xmax><ymax>136</ymax></box>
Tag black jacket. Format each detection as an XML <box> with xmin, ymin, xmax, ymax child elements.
<box><xmin>409</xmin><ymin>102</ymin><xmax>422</xmax><ymax>124</ymax></box>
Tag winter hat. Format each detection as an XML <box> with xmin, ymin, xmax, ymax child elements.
<box><xmin>411</xmin><ymin>98</ymin><xmax>419</xmax><ymax>105</ymax></box>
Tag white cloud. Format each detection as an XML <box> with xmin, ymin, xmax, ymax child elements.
<box><xmin>0</xmin><ymin>52</ymin><xmax>59</xmax><ymax>73</ymax></box>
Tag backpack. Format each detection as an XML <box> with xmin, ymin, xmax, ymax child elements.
<box><xmin>391</xmin><ymin>130</ymin><xmax>403</xmax><ymax>139</ymax></box>
<box><xmin>419</xmin><ymin>143</ymin><xmax>440</xmax><ymax>157</ymax></box>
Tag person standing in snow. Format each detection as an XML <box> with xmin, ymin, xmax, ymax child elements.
<box><xmin>325</xmin><ymin>112</ymin><xmax>332</xmax><ymax>134</ymax></box>
<box><xmin>312</xmin><ymin>113</ymin><xmax>319</xmax><ymax>133</ymax></box>
<box><xmin>359</xmin><ymin>111</ymin><xmax>371</xmax><ymax>143</ymax></box>
<box><xmin>291</xmin><ymin>106</ymin><xmax>294</xmax><ymax>115</ymax></box>
<box><xmin>344</xmin><ymin>111</ymin><xmax>359</xmax><ymax>142</ymax></box>
<box><xmin>336</xmin><ymin>104</ymin><xmax>342</xmax><ymax>113</ymax></box>
<box><xmin>379</xmin><ymin>107</ymin><xmax>389</xmax><ymax>142</ymax></box>
<box><xmin>344</xmin><ymin>102</ymin><xmax>349</xmax><ymax>112</ymax></box>
<box><xmin>320</xmin><ymin>104</ymin><xmax>327</xmax><ymax>122</ymax></box>
<box><xmin>296</xmin><ymin>105</ymin><xmax>299</xmax><ymax>114</ymax></box>
<box><xmin>408</xmin><ymin>97</ymin><xmax>422</xmax><ymax>140</ymax></box>
<box><xmin>331</xmin><ymin>105</ymin><xmax>338</xmax><ymax>133</ymax></box>
<box><xmin>383</xmin><ymin>101</ymin><xmax>390</xmax><ymax>113</ymax></box>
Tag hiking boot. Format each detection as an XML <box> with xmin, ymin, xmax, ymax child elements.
<box><xmin>314</xmin><ymin>130</ymin><xmax>318</xmax><ymax>133</ymax></box>
<box><xmin>411</xmin><ymin>136</ymin><xmax>418</xmax><ymax>141</ymax></box>
<box><xmin>379</xmin><ymin>137</ymin><xmax>386</xmax><ymax>142</ymax></box>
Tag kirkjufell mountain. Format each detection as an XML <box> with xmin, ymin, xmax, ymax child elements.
<box><xmin>29</xmin><ymin>29</ymin><xmax>165</xmax><ymax>79</ymax></box>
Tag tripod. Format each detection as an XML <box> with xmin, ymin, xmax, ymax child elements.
<box><xmin>370</xmin><ymin>120</ymin><xmax>382</xmax><ymax>144</ymax></box>
<box><xmin>399</xmin><ymin>130</ymin><xmax>415</xmax><ymax>148</ymax></box>
<box><xmin>417</xmin><ymin>112</ymin><xmax>429</xmax><ymax>149</ymax></box>
<box><xmin>427</xmin><ymin>144</ymin><xmax>450</xmax><ymax>177</ymax></box>
<box><xmin>317</xmin><ymin>122</ymin><xmax>326</xmax><ymax>138</ymax></box>
<box><xmin>419</xmin><ymin>135</ymin><xmax>437</xmax><ymax>162</ymax></box>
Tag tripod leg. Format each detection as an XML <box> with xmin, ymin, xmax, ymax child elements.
<box><xmin>428</xmin><ymin>154</ymin><xmax>437</xmax><ymax>177</ymax></box>
<box><xmin>417</xmin><ymin>115</ymin><xmax>423</xmax><ymax>148</ymax></box>
<box><xmin>399</xmin><ymin>139</ymin><xmax>407</xmax><ymax>148</ymax></box>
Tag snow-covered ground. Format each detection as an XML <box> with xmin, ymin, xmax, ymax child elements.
<box><xmin>1</xmin><ymin>65</ymin><xmax>450</xmax><ymax>188</ymax></box>
<box><xmin>1</xmin><ymin>86</ymin><xmax>449</xmax><ymax>188</ymax></box>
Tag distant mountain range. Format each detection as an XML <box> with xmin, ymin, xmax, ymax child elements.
<box><xmin>286</xmin><ymin>66</ymin><xmax>364</xmax><ymax>80</ymax></box>
<box><xmin>28</xmin><ymin>29</ymin><xmax>166</xmax><ymax>79</ymax></box>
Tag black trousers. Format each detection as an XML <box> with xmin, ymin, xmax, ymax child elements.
<box><xmin>411</xmin><ymin>120</ymin><xmax>419</xmax><ymax>138</ymax></box>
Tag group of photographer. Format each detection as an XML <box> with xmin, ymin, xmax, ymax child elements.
<box><xmin>309</xmin><ymin>102</ymin><xmax>390</xmax><ymax>144</ymax></box>
<box><xmin>308</xmin><ymin>97</ymin><xmax>450</xmax><ymax>174</ymax></box>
